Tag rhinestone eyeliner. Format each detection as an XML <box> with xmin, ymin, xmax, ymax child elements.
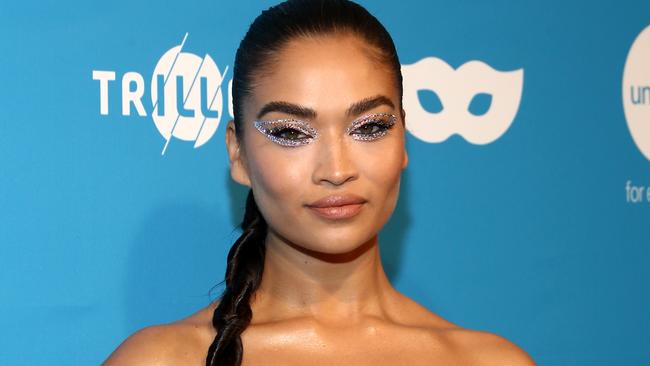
<box><xmin>253</xmin><ymin>118</ymin><xmax>319</xmax><ymax>147</ymax></box>
<box><xmin>346</xmin><ymin>112</ymin><xmax>397</xmax><ymax>141</ymax></box>
<box><xmin>253</xmin><ymin>112</ymin><xmax>397</xmax><ymax>147</ymax></box>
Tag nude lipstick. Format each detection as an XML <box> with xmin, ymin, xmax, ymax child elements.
<box><xmin>306</xmin><ymin>194</ymin><xmax>366</xmax><ymax>220</ymax></box>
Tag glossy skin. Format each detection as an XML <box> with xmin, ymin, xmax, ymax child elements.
<box><xmin>103</xmin><ymin>35</ymin><xmax>536</xmax><ymax>366</ymax></box>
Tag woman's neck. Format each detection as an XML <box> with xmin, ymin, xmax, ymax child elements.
<box><xmin>251</xmin><ymin>231</ymin><xmax>397</xmax><ymax>324</ymax></box>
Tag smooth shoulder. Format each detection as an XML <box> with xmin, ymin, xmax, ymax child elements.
<box><xmin>102</xmin><ymin>305</ymin><xmax>216</xmax><ymax>366</ymax></box>
<box><xmin>388</xmin><ymin>291</ymin><xmax>535</xmax><ymax>365</ymax></box>
<box><xmin>443</xmin><ymin>328</ymin><xmax>537</xmax><ymax>366</ymax></box>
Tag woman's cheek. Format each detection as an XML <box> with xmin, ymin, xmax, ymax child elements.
<box><xmin>249</xmin><ymin>147</ymin><xmax>310</xmax><ymax>206</ymax></box>
<box><xmin>361</xmin><ymin>141</ymin><xmax>404</xmax><ymax>219</ymax></box>
<box><xmin>362</xmin><ymin>140</ymin><xmax>404</xmax><ymax>186</ymax></box>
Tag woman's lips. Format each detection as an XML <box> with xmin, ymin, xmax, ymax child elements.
<box><xmin>307</xmin><ymin>203</ymin><xmax>364</xmax><ymax>220</ymax></box>
<box><xmin>306</xmin><ymin>194</ymin><xmax>366</xmax><ymax>220</ymax></box>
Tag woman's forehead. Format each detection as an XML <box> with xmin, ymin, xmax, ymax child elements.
<box><xmin>247</xmin><ymin>35</ymin><xmax>398</xmax><ymax>118</ymax></box>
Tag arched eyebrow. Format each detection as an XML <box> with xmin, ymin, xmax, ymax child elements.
<box><xmin>256</xmin><ymin>95</ymin><xmax>395</xmax><ymax>120</ymax></box>
<box><xmin>345</xmin><ymin>95</ymin><xmax>395</xmax><ymax>117</ymax></box>
<box><xmin>256</xmin><ymin>101</ymin><xmax>316</xmax><ymax>120</ymax></box>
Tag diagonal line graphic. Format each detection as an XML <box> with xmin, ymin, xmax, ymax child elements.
<box><xmin>193</xmin><ymin>64</ymin><xmax>229</xmax><ymax>147</ymax></box>
<box><xmin>152</xmin><ymin>32</ymin><xmax>188</xmax><ymax>116</ymax></box>
<box><xmin>161</xmin><ymin>52</ymin><xmax>207</xmax><ymax>155</ymax></box>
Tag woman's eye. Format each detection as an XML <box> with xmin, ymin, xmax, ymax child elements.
<box><xmin>254</xmin><ymin>119</ymin><xmax>318</xmax><ymax>147</ymax></box>
<box><xmin>349</xmin><ymin>113</ymin><xmax>397</xmax><ymax>141</ymax></box>
<box><xmin>354</xmin><ymin>122</ymin><xmax>384</xmax><ymax>135</ymax></box>
<box><xmin>270</xmin><ymin>127</ymin><xmax>310</xmax><ymax>141</ymax></box>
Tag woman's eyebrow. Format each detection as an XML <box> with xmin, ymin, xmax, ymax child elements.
<box><xmin>256</xmin><ymin>101</ymin><xmax>317</xmax><ymax>120</ymax></box>
<box><xmin>256</xmin><ymin>95</ymin><xmax>395</xmax><ymax>120</ymax></box>
<box><xmin>346</xmin><ymin>95</ymin><xmax>395</xmax><ymax>117</ymax></box>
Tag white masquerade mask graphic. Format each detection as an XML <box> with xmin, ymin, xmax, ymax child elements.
<box><xmin>402</xmin><ymin>57</ymin><xmax>524</xmax><ymax>144</ymax></box>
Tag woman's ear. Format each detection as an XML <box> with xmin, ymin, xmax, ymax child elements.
<box><xmin>402</xmin><ymin>148</ymin><xmax>409</xmax><ymax>170</ymax></box>
<box><xmin>401</xmin><ymin>108</ymin><xmax>408</xmax><ymax>170</ymax></box>
<box><xmin>225</xmin><ymin>120</ymin><xmax>252</xmax><ymax>187</ymax></box>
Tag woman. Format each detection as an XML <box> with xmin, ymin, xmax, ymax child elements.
<box><xmin>104</xmin><ymin>1</ymin><xmax>536</xmax><ymax>365</ymax></box>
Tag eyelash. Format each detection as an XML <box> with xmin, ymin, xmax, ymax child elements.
<box><xmin>253</xmin><ymin>113</ymin><xmax>397</xmax><ymax>147</ymax></box>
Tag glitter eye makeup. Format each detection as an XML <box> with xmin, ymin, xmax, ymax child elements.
<box><xmin>254</xmin><ymin>113</ymin><xmax>397</xmax><ymax>147</ymax></box>
<box><xmin>253</xmin><ymin>118</ymin><xmax>319</xmax><ymax>147</ymax></box>
<box><xmin>346</xmin><ymin>113</ymin><xmax>397</xmax><ymax>141</ymax></box>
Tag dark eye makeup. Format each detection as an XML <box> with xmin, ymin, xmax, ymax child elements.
<box><xmin>253</xmin><ymin>112</ymin><xmax>397</xmax><ymax>147</ymax></box>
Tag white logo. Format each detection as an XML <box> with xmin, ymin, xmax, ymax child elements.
<box><xmin>623</xmin><ymin>25</ymin><xmax>650</xmax><ymax>162</ymax></box>
<box><xmin>92</xmin><ymin>33</ymin><xmax>230</xmax><ymax>155</ymax></box>
<box><xmin>402</xmin><ymin>57</ymin><xmax>524</xmax><ymax>144</ymax></box>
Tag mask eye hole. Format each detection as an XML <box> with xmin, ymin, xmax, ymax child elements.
<box><xmin>468</xmin><ymin>93</ymin><xmax>493</xmax><ymax>116</ymax></box>
<box><xmin>417</xmin><ymin>89</ymin><xmax>443</xmax><ymax>113</ymax></box>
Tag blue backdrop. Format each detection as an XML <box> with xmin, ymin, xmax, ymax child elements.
<box><xmin>1</xmin><ymin>0</ymin><xmax>649</xmax><ymax>364</ymax></box>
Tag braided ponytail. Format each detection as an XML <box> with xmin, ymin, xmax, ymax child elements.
<box><xmin>208</xmin><ymin>1</ymin><xmax>402</xmax><ymax>364</ymax></box>
<box><xmin>206</xmin><ymin>190</ymin><xmax>267</xmax><ymax>365</ymax></box>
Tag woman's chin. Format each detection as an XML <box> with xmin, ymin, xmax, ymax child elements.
<box><xmin>286</xmin><ymin>235</ymin><xmax>378</xmax><ymax>262</ymax></box>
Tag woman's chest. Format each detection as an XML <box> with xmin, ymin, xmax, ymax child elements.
<box><xmin>239</xmin><ymin>322</ymin><xmax>464</xmax><ymax>366</ymax></box>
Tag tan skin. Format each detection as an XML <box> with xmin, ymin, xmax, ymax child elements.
<box><xmin>104</xmin><ymin>34</ymin><xmax>536</xmax><ymax>366</ymax></box>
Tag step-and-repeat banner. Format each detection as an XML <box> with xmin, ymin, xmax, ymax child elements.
<box><xmin>1</xmin><ymin>0</ymin><xmax>649</xmax><ymax>364</ymax></box>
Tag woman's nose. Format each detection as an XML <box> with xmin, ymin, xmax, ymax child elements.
<box><xmin>311</xmin><ymin>132</ymin><xmax>358</xmax><ymax>186</ymax></box>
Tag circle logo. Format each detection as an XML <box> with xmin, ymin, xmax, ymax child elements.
<box><xmin>151</xmin><ymin>41</ymin><xmax>226</xmax><ymax>155</ymax></box>
<box><xmin>623</xmin><ymin>25</ymin><xmax>650</xmax><ymax>161</ymax></box>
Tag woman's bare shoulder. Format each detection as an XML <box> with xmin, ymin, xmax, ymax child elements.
<box><xmin>441</xmin><ymin>328</ymin><xmax>537</xmax><ymax>366</ymax></box>
<box><xmin>102</xmin><ymin>303</ymin><xmax>217</xmax><ymax>366</ymax></box>
<box><xmin>391</xmin><ymin>294</ymin><xmax>535</xmax><ymax>365</ymax></box>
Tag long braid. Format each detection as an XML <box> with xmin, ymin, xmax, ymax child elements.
<box><xmin>206</xmin><ymin>190</ymin><xmax>267</xmax><ymax>366</ymax></box>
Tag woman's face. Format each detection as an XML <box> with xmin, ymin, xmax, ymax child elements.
<box><xmin>227</xmin><ymin>34</ymin><xmax>408</xmax><ymax>256</ymax></box>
